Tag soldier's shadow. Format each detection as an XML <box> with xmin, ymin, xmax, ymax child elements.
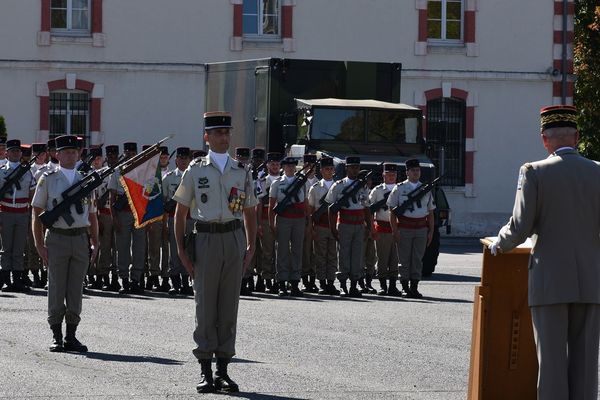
<box><xmin>82</xmin><ymin>351</ymin><xmax>184</xmax><ymax>365</ymax></box>
<box><xmin>227</xmin><ymin>393</ymin><xmax>309</xmax><ymax>400</ymax></box>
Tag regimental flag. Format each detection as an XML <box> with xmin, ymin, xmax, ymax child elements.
<box><xmin>119</xmin><ymin>152</ymin><xmax>164</xmax><ymax>228</ymax></box>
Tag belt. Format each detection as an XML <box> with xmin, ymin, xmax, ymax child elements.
<box><xmin>261</xmin><ymin>204</ymin><xmax>270</xmax><ymax>220</ymax></box>
<box><xmin>98</xmin><ymin>208</ymin><xmax>111</xmax><ymax>216</ymax></box>
<box><xmin>48</xmin><ymin>227</ymin><xmax>88</xmax><ymax>236</ymax></box>
<box><xmin>375</xmin><ymin>220</ymin><xmax>393</xmax><ymax>233</ymax></box>
<box><xmin>338</xmin><ymin>209</ymin><xmax>365</xmax><ymax>225</ymax></box>
<box><xmin>194</xmin><ymin>219</ymin><xmax>242</xmax><ymax>234</ymax></box>
<box><xmin>397</xmin><ymin>216</ymin><xmax>428</xmax><ymax>229</ymax></box>
<box><xmin>279</xmin><ymin>202</ymin><xmax>305</xmax><ymax>219</ymax></box>
<box><xmin>0</xmin><ymin>205</ymin><xmax>29</xmax><ymax>214</ymax></box>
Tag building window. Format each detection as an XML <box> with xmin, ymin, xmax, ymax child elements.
<box><xmin>49</xmin><ymin>91</ymin><xmax>90</xmax><ymax>144</ymax></box>
<box><xmin>243</xmin><ymin>0</ymin><xmax>280</xmax><ymax>37</ymax></box>
<box><xmin>51</xmin><ymin>0</ymin><xmax>91</xmax><ymax>34</ymax></box>
<box><xmin>427</xmin><ymin>0</ymin><xmax>463</xmax><ymax>43</ymax></box>
<box><xmin>426</xmin><ymin>97</ymin><xmax>466</xmax><ymax>186</ymax></box>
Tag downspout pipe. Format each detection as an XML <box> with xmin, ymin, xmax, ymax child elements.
<box><xmin>561</xmin><ymin>0</ymin><xmax>568</xmax><ymax>104</ymax></box>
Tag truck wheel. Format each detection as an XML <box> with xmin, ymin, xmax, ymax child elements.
<box><xmin>422</xmin><ymin>229</ymin><xmax>440</xmax><ymax>278</ymax></box>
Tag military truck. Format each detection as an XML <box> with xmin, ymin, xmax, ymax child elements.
<box><xmin>205</xmin><ymin>58</ymin><xmax>449</xmax><ymax>276</ymax></box>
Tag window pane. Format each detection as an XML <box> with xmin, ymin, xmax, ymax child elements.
<box><xmin>71</xmin><ymin>10</ymin><xmax>89</xmax><ymax>30</ymax></box>
<box><xmin>243</xmin><ymin>0</ymin><xmax>258</xmax><ymax>14</ymax></box>
<box><xmin>367</xmin><ymin>110</ymin><xmax>406</xmax><ymax>143</ymax></box>
<box><xmin>51</xmin><ymin>9</ymin><xmax>67</xmax><ymax>29</ymax></box>
<box><xmin>51</xmin><ymin>0</ymin><xmax>67</xmax><ymax>8</ymax></box>
<box><xmin>446</xmin><ymin>21</ymin><xmax>461</xmax><ymax>40</ymax></box>
<box><xmin>446</xmin><ymin>1</ymin><xmax>462</xmax><ymax>20</ymax></box>
<box><xmin>263</xmin><ymin>0</ymin><xmax>279</xmax><ymax>15</ymax></box>
<box><xmin>49</xmin><ymin>93</ymin><xmax>67</xmax><ymax>109</ymax></box>
<box><xmin>261</xmin><ymin>15</ymin><xmax>278</xmax><ymax>34</ymax></box>
<box><xmin>50</xmin><ymin>115</ymin><xmax>66</xmax><ymax>135</ymax></box>
<box><xmin>427</xmin><ymin>1</ymin><xmax>442</xmax><ymax>19</ymax></box>
<box><xmin>243</xmin><ymin>15</ymin><xmax>258</xmax><ymax>34</ymax></box>
<box><xmin>311</xmin><ymin>109</ymin><xmax>364</xmax><ymax>142</ymax></box>
<box><xmin>428</xmin><ymin>20</ymin><xmax>441</xmax><ymax>39</ymax></box>
<box><xmin>71</xmin><ymin>115</ymin><xmax>87</xmax><ymax>136</ymax></box>
<box><xmin>72</xmin><ymin>0</ymin><xmax>89</xmax><ymax>9</ymax></box>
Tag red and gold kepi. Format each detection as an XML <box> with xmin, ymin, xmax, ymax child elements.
<box><xmin>540</xmin><ymin>105</ymin><xmax>577</xmax><ymax>132</ymax></box>
<box><xmin>204</xmin><ymin>111</ymin><xmax>233</xmax><ymax>130</ymax></box>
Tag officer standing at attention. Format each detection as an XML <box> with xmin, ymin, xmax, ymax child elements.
<box><xmin>489</xmin><ymin>105</ymin><xmax>600</xmax><ymax>400</ymax></box>
<box><xmin>0</xmin><ymin>139</ymin><xmax>37</xmax><ymax>292</ymax></box>
<box><xmin>173</xmin><ymin>111</ymin><xmax>257</xmax><ymax>393</ymax></box>
<box><xmin>307</xmin><ymin>156</ymin><xmax>339</xmax><ymax>295</ymax></box>
<box><xmin>326</xmin><ymin>156</ymin><xmax>371</xmax><ymax>297</ymax></box>
<box><xmin>387</xmin><ymin>159</ymin><xmax>435</xmax><ymax>298</ymax></box>
<box><xmin>162</xmin><ymin>146</ymin><xmax>193</xmax><ymax>295</ymax></box>
<box><xmin>269</xmin><ymin>157</ymin><xmax>307</xmax><ymax>297</ymax></box>
<box><xmin>32</xmin><ymin>134</ymin><xmax>99</xmax><ymax>353</ymax></box>
<box><xmin>369</xmin><ymin>163</ymin><xmax>401</xmax><ymax>296</ymax></box>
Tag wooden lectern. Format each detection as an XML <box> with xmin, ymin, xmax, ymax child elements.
<box><xmin>467</xmin><ymin>238</ymin><xmax>538</xmax><ymax>400</ymax></box>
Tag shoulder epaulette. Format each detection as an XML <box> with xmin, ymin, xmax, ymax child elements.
<box><xmin>523</xmin><ymin>163</ymin><xmax>532</xmax><ymax>170</ymax></box>
<box><xmin>43</xmin><ymin>170</ymin><xmax>57</xmax><ymax>177</ymax></box>
<box><xmin>165</xmin><ymin>170</ymin><xmax>175</xmax><ymax>177</ymax></box>
<box><xmin>336</xmin><ymin>179</ymin><xmax>344</xmax><ymax>184</ymax></box>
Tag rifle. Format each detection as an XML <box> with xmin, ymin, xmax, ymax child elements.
<box><xmin>252</xmin><ymin>162</ymin><xmax>266</xmax><ymax>180</ymax></box>
<box><xmin>311</xmin><ymin>193</ymin><xmax>330</xmax><ymax>223</ymax></box>
<box><xmin>97</xmin><ymin>189</ymin><xmax>110</xmax><ymax>210</ymax></box>
<box><xmin>391</xmin><ymin>176</ymin><xmax>442</xmax><ymax>217</ymax></box>
<box><xmin>0</xmin><ymin>155</ymin><xmax>38</xmax><ymax>199</ymax></box>
<box><xmin>39</xmin><ymin>135</ymin><xmax>173</xmax><ymax>227</ymax></box>
<box><xmin>76</xmin><ymin>153</ymin><xmax>95</xmax><ymax>174</ymax></box>
<box><xmin>273</xmin><ymin>164</ymin><xmax>315</xmax><ymax>215</ymax></box>
<box><xmin>328</xmin><ymin>169</ymin><xmax>374</xmax><ymax>215</ymax></box>
<box><xmin>368</xmin><ymin>191</ymin><xmax>391</xmax><ymax>214</ymax></box>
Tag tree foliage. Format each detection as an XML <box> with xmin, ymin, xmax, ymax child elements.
<box><xmin>0</xmin><ymin>116</ymin><xmax>6</xmax><ymax>139</ymax></box>
<box><xmin>575</xmin><ymin>2</ymin><xmax>600</xmax><ymax>159</ymax></box>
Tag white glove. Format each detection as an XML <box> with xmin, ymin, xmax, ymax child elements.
<box><xmin>488</xmin><ymin>238</ymin><xmax>500</xmax><ymax>256</ymax></box>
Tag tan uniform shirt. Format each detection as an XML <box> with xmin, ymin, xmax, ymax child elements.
<box><xmin>387</xmin><ymin>180</ymin><xmax>435</xmax><ymax>218</ymax></box>
<box><xmin>269</xmin><ymin>175</ymin><xmax>307</xmax><ymax>203</ymax></box>
<box><xmin>173</xmin><ymin>155</ymin><xmax>257</xmax><ymax>223</ymax></box>
<box><xmin>369</xmin><ymin>183</ymin><xmax>394</xmax><ymax>221</ymax></box>
<box><xmin>307</xmin><ymin>179</ymin><xmax>333</xmax><ymax>209</ymax></box>
<box><xmin>0</xmin><ymin>162</ymin><xmax>36</xmax><ymax>210</ymax></box>
<box><xmin>32</xmin><ymin>169</ymin><xmax>97</xmax><ymax>229</ymax></box>
<box><xmin>325</xmin><ymin>177</ymin><xmax>369</xmax><ymax>210</ymax></box>
<box><xmin>162</xmin><ymin>168</ymin><xmax>184</xmax><ymax>201</ymax></box>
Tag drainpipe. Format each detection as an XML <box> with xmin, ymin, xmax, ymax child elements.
<box><xmin>561</xmin><ymin>0</ymin><xmax>568</xmax><ymax>104</ymax></box>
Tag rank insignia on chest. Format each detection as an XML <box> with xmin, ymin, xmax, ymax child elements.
<box><xmin>200</xmin><ymin>193</ymin><xmax>208</xmax><ymax>203</ymax></box>
<box><xmin>228</xmin><ymin>187</ymin><xmax>246</xmax><ymax>213</ymax></box>
<box><xmin>198</xmin><ymin>177</ymin><xmax>209</xmax><ymax>189</ymax></box>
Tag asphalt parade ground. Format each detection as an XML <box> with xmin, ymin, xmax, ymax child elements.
<box><xmin>1</xmin><ymin>240</ymin><xmax>484</xmax><ymax>400</ymax></box>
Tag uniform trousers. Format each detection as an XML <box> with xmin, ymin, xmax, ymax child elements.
<box><xmin>160</xmin><ymin>225</ymin><xmax>170</xmax><ymax>278</ymax></box>
<box><xmin>301</xmin><ymin>221</ymin><xmax>315</xmax><ymax>276</ymax></box>
<box><xmin>96</xmin><ymin>213</ymin><xmax>113</xmax><ymax>275</ymax></box>
<box><xmin>396</xmin><ymin>227</ymin><xmax>427</xmax><ymax>281</ymax></box>
<box><xmin>27</xmin><ymin>223</ymin><xmax>43</xmax><ymax>271</ymax></box>
<box><xmin>45</xmin><ymin>230</ymin><xmax>89</xmax><ymax>325</ymax></box>
<box><xmin>313</xmin><ymin>225</ymin><xmax>337</xmax><ymax>281</ymax></box>
<box><xmin>0</xmin><ymin>212</ymin><xmax>29</xmax><ymax>272</ymax></box>
<box><xmin>167</xmin><ymin>216</ymin><xmax>193</xmax><ymax>276</ymax></box>
<box><xmin>375</xmin><ymin>232</ymin><xmax>398</xmax><ymax>279</ymax></box>
<box><xmin>192</xmin><ymin>226</ymin><xmax>245</xmax><ymax>360</ymax></box>
<box><xmin>115</xmin><ymin>211</ymin><xmax>146</xmax><ymax>283</ymax></box>
<box><xmin>259</xmin><ymin>218</ymin><xmax>276</xmax><ymax>280</ymax></box>
<box><xmin>146</xmin><ymin>220</ymin><xmax>162</xmax><ymax>277</ymax></box>
<box><xmin>364</xmin><ymin>235</ymin><xmax>377</xmax><ymax>276</ymax></box>
<box><xmin>243</xmin><ymin>236</ymin><xmax>261</xmax><ymax>279</ymax></box>
<box><xmin>336</xmin><ymin>223</ymin><xmax>365</xmax><ymax>281</ymax></box>
<box><xmin>275</xmin><ymin>216</ymin><xmax>305</xmax><ymax>282</ymax></box>
<box><xmin>531</xmin><ymin>304</ymin><xmax>600</xmax><ymax>400</ymax></box>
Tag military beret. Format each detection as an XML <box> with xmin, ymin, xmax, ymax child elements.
<box><xmin>193</xmin><ymin>149</ymin><xmax>207</xmax><ymax>158</ymax></box>
<box><xmin>204</xmin><ymin>111</ymin><xmax>232</xmax><ymax>130</ymax></box>
<box><xmin>319</xmin><ymin>157</ymin><xmax>334</xmax><ymax>168</ymax></box>
<box><xmin>55</xmin><ymin>135</ymin><xmax>78</xmax><ymax>151</ymax></box>
<box><xmin>105</xmin><ymin>145</ymin><xmax>119</xmax><ymax>155</ymax></box>
<box><xmin>89</xmin><ymin>147</ymin><xmax>103</xmax><ymax>158</ymax></box>
<box><xmin>6</xmin><ymin>139</ymin><xmax>21</xmax><ymax>150</ymax></box>
<box><xmin>280</xmin><ymin>157</ymin><xmax>298</xmax><ymax>166</ymax></box>
<box><xmin>345</xmin><ymin>156</ymin><xmax>360</xmax><ymax>166</ymax></box>
<box><xmin>405</xmin><ymin>158</ymin><xmax>420</xmax><ymax>170</ymax></box>
<box><xmin>266</xmin><ymin>152</ymin><xmax>282</xmax><ymax>162</ymax></box>
<box><xmin>21</xmin><ymin>144</ymin><xmax>32</xmax><ymax>157</ymax></box>
<box><xmin>47</xmin><ymin>138</ymin><xmax>56</xmax><ymax>150</ymax></box>
<box><xmin>303</xmin><ymin>154</ymin><xmax>317</xmax><ymax>163</ymax></box>
<box><xmin>383</xmin><ymin>163</ymin><xmax>398</xmax><ymax>172</ymax></box>
<box><xmin>32</xmin><ymin>143</ymin><xmax>47</xmax><ymax>153</ymax></box>
<box><xmin>176</xmin><ymin>147</ymin><xmax>191</xmax><ymax>157</ymax></box>
<box><xmin>540</xmin><ymin>105</ymin><xmax>577</xmax><ymax>132</ymax></box>
<box><xmin>251</xmin><ymin>148</ymin><xmax>265</xmax><ymax>160</ymax></box>
<box><xmin>124</xmin><ymin>142</ymin><xmax>137</xmax><ymax>152</ymax></box>
<box><xmin>160</xmin><ymin>146</ymin><xmax>169</xmax><ymax>156</ymax></box>
<box><xmin>235</xmin><ymin>147</ymin><xmax>250</xmax><ymax>158</ymax></box>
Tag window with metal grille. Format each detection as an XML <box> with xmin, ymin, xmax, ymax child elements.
<box><xmin>51</xmin><ymin>0</ymin><xmax>91</xmax><ymax>34</ymax></box>
<box><xmin>243</xmin><ymin>0</ymin><xmax>280</xmax><ymax>37</ymax></box>
<box><xmin>426</xmin><ymin>97</ymin><xmax>466</xmax><ymax>186</ymax></box>
<box><xmin>49</xmin><ymin>91</ymin><xmax>90</xmax><ymax>146</ymax></box>
<box><xmin>427</xmin><ymin>0</ymin><xmax>463</xmax><ymax>43</ymax></box>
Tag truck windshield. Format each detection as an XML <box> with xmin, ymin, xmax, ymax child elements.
<box><xmin>310</xmin><ymin>108</ymin><xmax>419</xmax><ymax>144</ymax></box>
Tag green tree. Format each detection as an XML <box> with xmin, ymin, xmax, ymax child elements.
<box><xmin>0</xmin><ymin>115</ymin><xmax>6</xmax><ymax>139</ymax></box>
<box><xmin>575</xmin><ymin>2</ymin><xmax>600</xmax><ymax>159</ymax></box>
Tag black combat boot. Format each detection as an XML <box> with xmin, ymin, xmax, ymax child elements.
<box><xmin>87</xmin><ymin>274</ymin><xmax>96</xmax><ymax>289</ymax></box>
<box><xmin>254</xmin><ymin>277</ymin><xmax>265</xmax><ymax>293</ymax></box>
<box><xmin>240</xmin><ymin>278</ymin><xmax>250</xmax><ymax>296</ymax></box>
<box><xmin>91</xmin><ymin>275</ymin><xmax>103</xmax><ymax>290</ymax></box>
<box><xmin>169</xmin><ymin>275</ymin><xmax>181</xmax><ymax>296</ymax></box>
<box><xmin>180</xmin><ymin>275</ymin><xmax>193</xmax><ymax>296</ymax></box>
<box><xmin>247</xmin><ymin>276</ymin><xmax>255</xmax><ymax>292</ymax></box>
<box><xmin>387</xmin><ymin>279</ymin><xmax>402</xmax><ymax>297</ymax></box>
<box><xmin>145</xmin><ymin>276</ymin><xmax>154</xmax><ymax>290</ymax></box>
<box><xmin>99</xmin><ymin>275</ymin><xmax>110</xmax><ymax>291</ymax></box>
<box><xmin>307</xmin><ymin>275</ymin><xmax>319</xmax><ymax>293</ymax></box>
<box><xmin>0</xmin><ymin>270</ymin><xmax>6</xmax><ymax>290</ymax></box>
<box><xmin>326</xmin><ymin>280</ymin><xmax>340</xmax><ymax>295</ymax></box>
<box><xmin>32</xmin><ymin>270</ymin><xmax>44</xmax><ymax>288</ymax></box>
<box><xmin>365</xmin><ymin>274</ymin><xmax>377</xmax><ymax>294</ymax></box>
<box><xmin>196</xmin><ymin>359</ymin><xmax>215</xmax><ymax>393</ymax></box>
<box><xmin>277</xmin><ymin>281</ymin><xmax>289</xmax><ymax>297</ymax></box>
<box><xmin>22</xmin><ymin>270</ymin><xmax>33</xmax><ymax>287</ymax></box>
<box><xmin>40</xmin><ymin>269</ymin><xmax>48</xmax><ymax>288</ymax></box>
<box><xmin>409</xmin><ymin>280</ymin><xmax>423</xmax><ymax>299</ymax></box>
<box><xmin>339</xmin><ymin>279</ymin><xmax>349</xmax><ymax>297</ymax></box>
<box><xmin>7</xmin><ymin>271</ymin><xmax>31</xmax><ymax>293</ymax></box>
<box><xmin>119</xmin><ymin>278</ymin><xmax>131</xmax><ymax>294</ymax></box>
<box><xmin>63</xmin><ymin>324</ymin><xmax>88</xmax><ymax>352</ymax></box>
<box><xmin>0</xmin><ymin>270</ymin><xmax>11</xmax><ymax>292</ymax></box>
<box><xmin>289</xmin><ymin>280</ymin><xmax>303</xmax><ymax>297</ymax></box>
<box><xmin>49</xmin><ymin>323</ymin><xmax>63</xmax><ymax>352</ymax></box>
<box><xmin>130</xmin><ymin>280</ymin><xmax>144</xmax><ymax>295</ymax></box>
<box><xmin>349</xmin><ymin>280</ymin><xmax>362</xmax><ymax>298</ymax></box>
<box><xmin>157</xmin><ymin>277</ymin><xmax>171</xmax><ymax>293</ymax></box>
<box><xmin>378</xmin><ymin>278</ymin><xmax>388</xmax><ymax>295</ymax></box>
<box><xmin>214</xmin><ymin>358</ymin><xmax>239</xmax><ymax>393</ymax></box>
<box><xmin>267</xmin><ymin>279</ymin><xmax>279</xmax><ymax>294</ymax></box>
<box><xmin>107</xmin><ymin>272</ymin><xmax>121</xmax><ymax>292</ymax></box>
<box><xmin>301</xmin><ymin>276</ymin><xmax>311</xmax><ymax>292</ymax></box>
<box><xmin>318</xmin><ymin>279</ymin><xmax>328</xmax><ymax>294</ymax></box>
<box><xmin>358</xmin><ymin>278</ymin><xmax>368</xmax><ymax>294</ymax></box>
<box><xmin>400</xmin><ymin>279</ymin><xmax>410</xmax><ymax>297</ymax></box>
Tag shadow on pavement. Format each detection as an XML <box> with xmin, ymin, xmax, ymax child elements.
<box><xmin>439</xmin><ymin>245</ymin><xmax>483</xmax><ymax>255</ymax></box>
<box><xmin>82</xmin><ymin>351</ymin><xmax>184</xmax><ymax>365</ymax></box>
<box><xmin>425</xmin><ymin>273</ymin><xmax>480</xmax><ymax>283</ymax></box>
<box><xmin>229</xmin><ymin>393</ymin><xmax>309</xmax><ymax>400</ymax></box>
